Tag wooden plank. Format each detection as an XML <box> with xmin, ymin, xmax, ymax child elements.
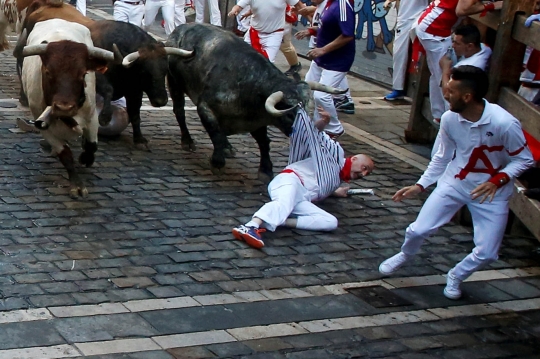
<box><xmin>405</xmin><ymin>57</ymin><xmax>438</xmax><ymax>143</ymax></box>
<box><xmin>512</xmin><ymin>14</ymin><xmax>540</xmax><ymax>52</ymax></box>
<box><xmin>498</xmin><ymin>87</ymin><xmax>540</xmax><ymax>141</ymax></box>
<box><xmin>469</xmin><ymin>11</ymin><xmax>501</xmax><ymax>30</ymax></box>
<box><xmin>486</xmin><ymin>0</ymin><xmax>535</xmax><ymax>102</ymax></box>
<box><xmin>510</xmin><ymin>180</ymin><xmax>540</xmax><ymax>240</ymax></box>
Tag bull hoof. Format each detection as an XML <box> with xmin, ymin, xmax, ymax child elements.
<box><xmin>19</xmin><ymin>96</ymin><xmax>29</xmax><ymax>107</ymax></box>
<box><xmin>135</xmin><ymin>142</ymin><xmax>151</xmax><ymax>151</ymax></box>
<box><xmin>223</xmin><ymin>147</ymin><xmax>236</xmax><ymax>158</ymax></box>
<box><xmin>69</xmin><ymin>186</ymin><xmax>88</xmax><ymax>199</ymax></box>
<box><xmin>210</xmin><ymin>166</ymin><xmax>226</xmax><ymax>176</ymax></box>
<box><xmin>257</xmin><ymin>171</ymin><xmax>273</xmax><ymax>184</ymax></box>
<box><xmin>79</xmin><ymin>151</ymin><xmax>95</xmax><ymax>167</ymax></box>
<box><xmin>181</xmin><ymin>141</ymin><xmax>197</xmax><ymax>152</ymax></box>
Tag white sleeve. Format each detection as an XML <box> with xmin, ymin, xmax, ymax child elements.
<box><xmin>237</xmin><ymin>0</ymin><xmax>251</xmax><ymax>9</ymax></box>
<box><xmin>417</xmin><ymin>118</ymin><xmax>456</xmax><ymax>189</ymax></box>
<box><xmin>500</xmin><ymin>120</ymin><xmax>535</xmax><ymax>179</ymax></box>
<box><xmin>287</xmin><ymin>0</ymin><xmax>300</xmax><ymax>6</ymax></box>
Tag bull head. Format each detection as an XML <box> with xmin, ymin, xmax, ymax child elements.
<box><xmin>22</xmin><ymin>40</ymin><xmax>115</xmax><ymax>118</ymax></box>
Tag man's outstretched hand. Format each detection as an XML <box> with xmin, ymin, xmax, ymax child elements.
<box><xmin>392</xmin><ymin>185</ymin><xmax>422</xmax><ymax>202</ymax></box>
<box><xmin>333</xmin><ymin>186</ymin><xmax>350</xmax><ymax>198</ymax></box>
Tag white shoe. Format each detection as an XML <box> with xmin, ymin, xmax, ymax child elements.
<box><xmin>443</xmin><ymin>270</ymin><xmax>462</xmax><ymax>300</ymax></box>
<box><xmin>378</xmin><ymin>252</ymin><xmax>412</xmax><ymax>276</ymax></box>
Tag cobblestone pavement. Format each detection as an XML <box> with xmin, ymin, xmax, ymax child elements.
<box><xmin>0</xmin><ymin>7</ymin><xmax>539</xmax><ymax>359</ymax></box>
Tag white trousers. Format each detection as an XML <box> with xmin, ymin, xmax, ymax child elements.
<box><xmin>392</xmin><ymin>20</ymin><xmax>415</xmax><ymax>91</ymax></box>
<box><xmin>253</xmin><ymin>173</ymin><xmax>338</xmax><ymax>232</ymax></box>
<box><xmin>401</xmin><ymin>181</ymin><xmax>508</xmax><ymax>281</ymax></box>
<box><xmin>194</xmin><ymin>0</ymin><xmax>221</xmax><ymax>26</ymax></box>
<box><xmin>174</xmin><ymin>0</ymin><xmax>186</xmax><ymax>26</ymax></box>
<box><xmin>244</xmin><ymin>29</ymin><xmax>284</xmax><ymax>63</ymax></box>
<box><xmin>76</xmin><ymin>0</ymin><xmax>86</xmax><ymax>16</ymax></box>
<box><xmin>518</xmin><ymin>85</ymin><xmax>540</xmax><ymax>105</ymax></box>
<box><xmin>114</xmin><ymin>1</ymin><xmax>145</xmax><ymax>27</ymax></box>
<box><xmin>334</xmin><ymin>77</ymin><xmax>352</xmax><ymax>102</ymax></box>
<box><xmin>305</xmin><ymin>61</ymin><xmax>346</xmax><ymax>135</ymax></box>
<box><xmin>143</xmin><ymin>0</ymin><xmax>175</xmax><ymax>36</ymax></box>
<box><xmin>416</xmin><ymin>29</ymin><xmax>451</xmax><ymax>119</ymax></box>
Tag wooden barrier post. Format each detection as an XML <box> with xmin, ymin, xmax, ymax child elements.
<box><xmin>486</xmin><ymin>0</ymin><xmax>535</xmax><ymax>102</ymax></box>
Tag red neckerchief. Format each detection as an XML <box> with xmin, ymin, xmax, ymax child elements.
<box><xmin>339</xmin><ymin>156</ymin><xmax>353</xmax><ymax>182</ymax></box>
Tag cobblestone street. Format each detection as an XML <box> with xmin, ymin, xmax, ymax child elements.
<box><xmin>0</xmin><ymin>5</ymin><xmax>539</xmax><ymax>359</ymax></box>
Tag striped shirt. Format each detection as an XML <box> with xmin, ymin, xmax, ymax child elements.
<box><xmin>288</xmin><ymin>108</ymin><xmax>344</xmax><ymax>201</ymax></box>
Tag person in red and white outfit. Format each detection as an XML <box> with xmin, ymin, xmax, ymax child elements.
<box><xmin>143</xmin><ymin>0</ymin><xmax>175</xmax><ymax>35</ymax></box>
<box><xmin>231</xmin><ymin>107</ymin><xmax>374</xmax><ymax>249</ymax></box>
<box><xmin>379</xmin><ymin>66</ymin><xmax>534</xmax><ymax>300</ymax></box>
<box><xmin>414</xmin><ymin>0</ymin><xmax>502</xmax><ymax>125</ymax></box>
<box><xmin>113</xmin><ymin>0</ymin><xmax>145</xmax><ymax>26</ymax></box>
<box><xmin>228</xmin><ymin>0</ymin><xmax>305</xmax><ymax>63</ymax></box>
<box><xmin>281</xmin><ymin>5</ymin><xmax>302</xmax><ymax>76</ymax></box>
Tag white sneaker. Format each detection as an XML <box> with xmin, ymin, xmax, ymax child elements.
<box><xmin>378</xmin><ymin>252</ymin><xmax>412</xmax><ymax>276</ymax></box>
<box><xmin>443</xmin><ymin>270</ymin><xmax>462</xmax><ymax>300</ymax></box>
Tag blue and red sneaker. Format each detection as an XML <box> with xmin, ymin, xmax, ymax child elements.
<box><xmin>232</xmin><ymin>225</ymin><xmax>265</xmax><ymax>249</ymax></box>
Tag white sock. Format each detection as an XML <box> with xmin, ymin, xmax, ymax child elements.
<box><xmin>245</xmin><ymin>221</ymin><xmax>259</xmax><ymax>228</ymax></box>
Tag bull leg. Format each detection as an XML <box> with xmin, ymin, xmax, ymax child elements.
<box><xmin>197</xmin><ymin>102</ymin><xmax>228</xmax><ymax>175</ymax></box>
<box><xmin>96</xmin><ymin>74</ymin><xmax>114</xmax><ymax>126</ymax></box>
<box><xmin>125</xmin><ymin>92</ymin><xmax>148</xmax><ymax>149</ymax></box>
<box><xmin>57</xmin><ymin>145</ymin><xmax>87</xmax><ymax>199</ymax></box>
<box><xmin>168</xmin><ymin>73</ymin><xmax>196</xmax><ymax>152</ymax></box>
<box><xmin>250</xmin><ymin>126</ymin><xmax>273</xmax><ymax>183</ymax></box>
<box><xmin>16</xmin><ymin>58</ymin><xmax>28</xmax><ymax>107</ymax></box>
<box><xmin>79</xmin><ymin>113</ymin><xmax>99</xmax><ymax>168</ymax></box>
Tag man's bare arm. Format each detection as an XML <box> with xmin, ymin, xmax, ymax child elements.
<box><xmin>456</xmin><ymin>0</ymin><xmax>503</xmax><ymax>17</ymax></box>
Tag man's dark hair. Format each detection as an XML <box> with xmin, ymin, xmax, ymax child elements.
<box><xmin>454</xmin><ymin>24</ymin><xmax>482</xmax><ymax>47</ymax></box>
<box><xmin>450</xmin><ymin>65</ymin><xmax>489</xmax><ymax>101</ymax></box>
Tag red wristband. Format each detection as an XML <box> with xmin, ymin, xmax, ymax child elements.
<box><xmin>415</xmin><ymin>184</ymin><xmax>425</xmax><ymax>192</ymax></box>
<box><xmin>488</xmin><ymin>173</ymin><xmax>510</xmax><ymax>188</ymax></box>
<box><xmin>480</xmin><ymin>2</ymin><xmax>495</xmax><ymax>17</ymax></box>
<box><xmin>308</xmin><ymin>28</ymin><xmax>317</xmax><ymax>36</ymax></box>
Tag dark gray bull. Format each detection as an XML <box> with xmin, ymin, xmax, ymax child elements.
<box><xmin>166</xmin><ymin>23</ymin><xmax>344</xmax><ymax>181</ymax></box>
<box><xmin>87</xmin><ymin>20</ymin><xmax>192</xmax><ymax>148</ymax></box>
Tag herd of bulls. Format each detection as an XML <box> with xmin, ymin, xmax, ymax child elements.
<box><xmin>1</xmin><ymin>0</ymin><xmax>344</xmax><ymax>198</ymax></box>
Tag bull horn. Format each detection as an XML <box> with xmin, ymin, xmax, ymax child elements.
<box><xmin>164</xmin><ymin>47</ymin><xmax>194</xmax><ymax>58</ymax></box>
<box><xmin>112</xmin><ymin>43</ymin><xmax>123</xmax><ymax>64</ymax></box>
<box><xmin>13</xmin><ymin>28</ymin><xmax>28</xmax><ymax>59</ymax></box>
<box><xmin>22</xmin><ymin>44</ymin><xmax>48</xmax><ymax>57</ymax></box>
<box><xmin>122</xmin><ymin>51</ymin><xmax>140</xmax><ymax>67</ymax></box>
<box><xmin>306</xmin><ymin>81</ymin><xmax>348</xmax><ymax>94</ymax></box>
<box><xmin>88</xmin><ymin>46</ymin><xmax>115</xmax><ymax>62</ymax></box>
<box><xmin>265</xmin><ymin>91</ymin><xmax>297</xmax><ymax>117</ymax></box>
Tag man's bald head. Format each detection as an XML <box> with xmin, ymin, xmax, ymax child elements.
<box><xmin>349</xmin><ymin>154</ymin><xmax>374</xmax><ymax>180</ymax></box>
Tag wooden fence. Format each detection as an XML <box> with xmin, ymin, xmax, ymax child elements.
<box><xmin>405</xmin><ymin>0</ymin><xmax>540</xmax><ymax>240</ymax></box>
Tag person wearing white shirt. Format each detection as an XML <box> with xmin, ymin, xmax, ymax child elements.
<box><xmin>383</xmin><ymin>0</ymin><xmax>429</xmax><ymax>101</ymax></box>
<box><xmin>379</xmin><ymin>66</ymin><xmax>534</xmax><ymax>300</ymax></box>
<box><xmin>228</xmin><ymin>0</ymin><xmax>305</xmax><ymax>63</ymax></box>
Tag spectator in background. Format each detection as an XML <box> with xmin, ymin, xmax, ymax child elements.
<box><xmin>298</xmin><ymin>0</ymin><xmax>355</xmax><ymax>115</ymax></box>
<box><xmin>228</xmin><ymin>0</ymin><xmax>306</xmax><ymax>64</ymax></box>
<box><xmin>413</xmin><ymin>0</ymin><xmax>502</xmax><ymax>126</ymax></box>
<box><xmin>295</xmin><ymin>0</ymin><xmax>355</xmax><ymax>139</ymax></box>
<box><xmin>519</xmin><ymin>12</ymin><xmax>540</xmax><ymax>105</ymax></box>
<box><xmin>143</xmin><ymin>0</ymin><xmax>175</xmax><ymax>35</ymax></box>
<box><xmin>194</xmin><ymin>0</ymin><xmax>222</xmax><ymax>26</ymax></box>
<box><xmin>234</xmin><ymin>2</ymin><xmax>251</xmax><ymax>37</ymax></box>
<box><xmin>383</xmin><ymin>0</ymin><xmax>428</xmax><ymax>101</ymax></box>
<box><xmin>281</xmin><ymin>5</ymin><xmax>303</xmax><ymax>76</ymax></box>
<box><xmin>174</xmin><ymin>0</ymin><xmax>186</xmax><ymax>27</ymax></box>
<box><xmin>113</xmin><ymin>0</ymin><xmax>145</xmax><ymax>26</ymax></box>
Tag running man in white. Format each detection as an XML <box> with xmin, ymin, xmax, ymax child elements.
<box><xmin>379</xmin><ymin>66</ymin><xmax>534</xmax><ymax>300</ymax></box>
<box><xmin>113</xmin><ymin>0</ymin><xmax>145</xmax><ymax>27</ymax></box>
<box><xmin>232</xmin><ymin>108</ymin><xmax>374</xmax><ymax>249</ymax></box>
<box><xmin>228</xmin><ymin>0</ymin><xmax>306</xmax><ymax>63</ymax></box>
<box><xmin>143</xmin><ymin>0</ymin><xmax>175</xmax><ymax>36</ymax></box>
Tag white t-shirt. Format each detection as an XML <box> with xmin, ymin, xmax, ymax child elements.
<box><xmin>418</xmin><ymin>101</ymin><xmax>534</xmax><ymax>201</ymax></box>
<box><xmin>237</xmin><ymin>0</ymin><xmax>299</xmax><ymax>33</ymax></box>
<box><xmin>308</xmin><ymin>0</ymin><xmax>327</xmax><ymax>49</ymax></box>
<box><xmin>455</xmin><ymin>43</ymin><xmax>492</xmax><ymax>71</ymax></box>
<box><xmin>286</xmin><ymin>158</ymin><xmax>320</xmax><ymax>202</ymax></box>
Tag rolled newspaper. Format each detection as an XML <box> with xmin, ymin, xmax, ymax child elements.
<box><xmin>347</xmin><ymin>189</ymin><xmax>375</xmax><ymax>195</ymax></box>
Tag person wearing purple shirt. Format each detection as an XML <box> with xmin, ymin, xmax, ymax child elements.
<box><xmin>296</xmin><ymin>0</ymin><xmax>355</xmax><ymax>139</ymax></box>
